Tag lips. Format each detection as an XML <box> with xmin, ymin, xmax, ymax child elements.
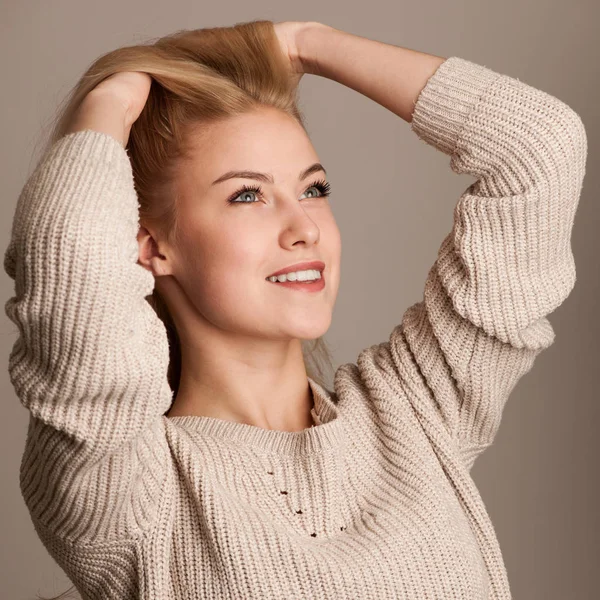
<box><xmin>266</xmin><ymin>260</ymin><xmax>325</xmax><ymax>279</ymax></box>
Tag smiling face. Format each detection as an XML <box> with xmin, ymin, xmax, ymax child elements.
<box><xmin>146</xmin><ymin>106</ymin><xmax>342</xmax><ymax>346</ymax></box>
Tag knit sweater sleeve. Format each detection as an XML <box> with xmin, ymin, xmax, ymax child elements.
<box><xmin>4</xmin><ymin>130</ymin><xmax>174</xmax><ymax>542</ymax></box>
<box><xmin>377</xmin><ymin>57</ymin><xmax>587</xmax><ymax>471</ymax></box>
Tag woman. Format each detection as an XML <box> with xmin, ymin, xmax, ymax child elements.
<box><xmin>5</xmin><ymin>19</ymin><xmax>586</xmax><ymax>600</ymax></box>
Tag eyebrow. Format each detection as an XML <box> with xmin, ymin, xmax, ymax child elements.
<box><xmin>211</xmin><ymin>163</ymin><xmax>327</xmax><ymax>186</ymax></box>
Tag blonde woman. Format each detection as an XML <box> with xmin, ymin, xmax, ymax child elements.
<box><xmin>5</xmin><ymin>19</ymin><xmax>586</xmax><ymax>600</ymax></box>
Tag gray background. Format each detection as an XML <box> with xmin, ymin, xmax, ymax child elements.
<box><xmin>1</xmin><ymin>1</ymin><xmax>598</xmax><ymax>598</ymax></box>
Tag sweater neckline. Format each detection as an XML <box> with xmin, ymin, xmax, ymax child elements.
<box><xmin>165</xmin><ymin>377</ymin><xmax>345</xmax><ymax>455</ymax></box>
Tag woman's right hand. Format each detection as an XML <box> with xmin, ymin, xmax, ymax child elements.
<box><xmin>64</xmin><ymin>71</ymin><xmax>152</xmax><ymax>148</ymax></box>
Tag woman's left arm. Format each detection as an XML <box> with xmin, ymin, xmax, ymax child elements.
<box><xmin>296</xmin><ymin>23</ymin><xmax>588</xmax><ymax>470</ymax></box>
<box><xmin>296</xmin><ymin>22</ymin><xmax>446</xmax><ymax>123</ymax></box>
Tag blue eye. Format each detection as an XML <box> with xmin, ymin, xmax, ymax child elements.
<box><xmin>227</xmin><ymin>185</ymin><xmax>261</xmax><ymax>204</ymax></box>
<box><xmin>226</xmin><ymin>179</ymin><xmax>331</xmax><ymax>204</ymax></box>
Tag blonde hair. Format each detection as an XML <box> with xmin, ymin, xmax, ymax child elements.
<box><xmin>32</xmin><ymin>19</ymin><xmax>336</xmax><ymax>600</ymax></box>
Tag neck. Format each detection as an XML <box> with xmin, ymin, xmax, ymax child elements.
<box><xmin>167</xmin><ymin>364</ymin><xmax>317</xmax><ymax>432</ymax></box>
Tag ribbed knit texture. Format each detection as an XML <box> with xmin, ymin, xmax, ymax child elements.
<box><xmin>4</xmin><ymin>56</ymin><xmax>587</xmax><ymax>599</ymax></box>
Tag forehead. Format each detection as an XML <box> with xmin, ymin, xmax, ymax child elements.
<box><xmin>181</xmin><ymin>108</ymin><xmax>319</xmax><ymax>185</ymax></box>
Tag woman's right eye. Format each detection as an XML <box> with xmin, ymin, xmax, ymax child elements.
<box><xmin>227</xmin><ymin>185</ymin><xmax>262</xmax><ymax>204</ymax></box>
<box><xmin>235</xmin><ymin>191</ymin><xmax>258</xmax><ymax>203</ymax></box>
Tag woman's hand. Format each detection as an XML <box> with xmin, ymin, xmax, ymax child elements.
<box><xmin>64</xmin><ymin>71</ymin><xmax>152</xmax><ymax>148</ymax></box>
<box><xmin>273</xmin><ymin>21</ymin><xmax>325</xmax><ymax>84</ymax></box>
<box><xmin>279</xmin><ymin>24</ymin><xmax>446</xmax><ymax>123</ymax></box>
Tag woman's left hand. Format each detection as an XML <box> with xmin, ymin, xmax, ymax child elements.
<box><xmin>273</xmin><ymin>21</ymin><xmax>318</xmax><ymax>85</ymax></box>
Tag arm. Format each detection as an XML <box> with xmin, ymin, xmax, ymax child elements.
<box><xmin>4</xmin><ymin>129</ymin><xmax>174</xmax><ymax>542</ymax></box>
<box><xmin>297</xmin><ymin>23</ymin><xmax>446</xmax><ymax>123</ymax></box>
<box><xmin>299</xmin><ymin>24</ymin><xmax>588</xmax><ymax>469</ymax></box>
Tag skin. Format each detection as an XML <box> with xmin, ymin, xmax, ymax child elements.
<box><xmin>136</xmin><ymin>106</ymin><xmax>342</xmax><ymax>432</ymax></box>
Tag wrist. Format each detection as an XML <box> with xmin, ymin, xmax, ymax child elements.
<box><xmin>65</xmin><ymin>92</ymin><xmax>130</xmax><ymax>147</ymax></box>
<box><xmin>296</xmin><ymin>21</ymin><xmax>335</xmax><ymax>76</ymax></box>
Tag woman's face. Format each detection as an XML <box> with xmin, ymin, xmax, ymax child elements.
<box><xmin>150</xmin><ymin>107</ymin><xmax>342</xmax><ymax>346</ymax></box>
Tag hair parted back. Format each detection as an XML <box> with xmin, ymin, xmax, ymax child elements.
<box><xmin>31</xmin><ymin>19</ymin><xmax>336</xmax><ymax>600</ymax></box>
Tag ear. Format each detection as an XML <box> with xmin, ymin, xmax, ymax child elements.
<box><xmin>136</xmin><ymin>225</ymin><xmax>173</xmax><ymax>276</ymax></box>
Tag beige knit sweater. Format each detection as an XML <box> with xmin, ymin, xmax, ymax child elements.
<box><xmin>4</xmin><ymin>56</ymin><xmax>587</xmax><ymax>599</ymax></box>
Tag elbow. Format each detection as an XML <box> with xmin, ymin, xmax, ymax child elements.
<box><xmin>546</xmin><ymin>101</ymin><xmax>588</xmax><ymax>185</ymax></box>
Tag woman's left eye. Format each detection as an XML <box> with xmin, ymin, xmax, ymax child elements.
<box><xmin>299</xmin><ymin>179</ymin><xmax>332</xmax><ymax>199</ymax></box>
<box><xmin>301</xmin><ymin>186</ymin><xmax>323</xmax><ymax>199</ymax></box>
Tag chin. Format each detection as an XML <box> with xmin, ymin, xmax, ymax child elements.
<box><xmin>289</xmin><ymin>323</ymin><xmax>331</xmax><ymax>341</ymax></box>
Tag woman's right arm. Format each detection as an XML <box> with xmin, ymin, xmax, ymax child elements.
<box><xmin>5</xmin><ymin>91</ymin><xmax>174</xmax><ymax>544</ymax></box>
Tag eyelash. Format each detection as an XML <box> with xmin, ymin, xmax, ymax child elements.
<box><xmin>226</xmin><ymin>178</ymin><xmax>332</xmax><ymax>204</ymax></box>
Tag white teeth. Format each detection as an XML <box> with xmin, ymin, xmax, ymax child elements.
<box><xmin>267</xmin><ymin>269</ymin><xmax>322</xmax><ymax>283</ymax></box>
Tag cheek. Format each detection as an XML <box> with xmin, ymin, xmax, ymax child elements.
<box><xmin>179</xmin><ymin>220</ymin><xmax>259</xmax><ymax>275</ymax></box>
<box><xmin>321</xmin><ymin>220</ymin><xmax>342</xmax><ymax>296</ymax></box>
<box><xmin>179</xmin><ymin>264</ymin><xmax>267</xmax><ymax>332</ymax></box>
<box><xmin>202</xmin><ymin>274</ymin><xmax>270</xmax><ymax>333</ymax></box>
<box><xmin>181</xmin><ymin>235</ymin><xmax>265</xmax><ymax>308</ymax></box>
<box><xmin>321</xmin><ymin>218</ymin><xmax>342</xmax><ymax>262</ymax></box>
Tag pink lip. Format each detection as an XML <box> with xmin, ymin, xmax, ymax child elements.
<box><xmin>266</xmin><ymin>260</ymin><xmax>325</xmax><ymax>279</ymax></box>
